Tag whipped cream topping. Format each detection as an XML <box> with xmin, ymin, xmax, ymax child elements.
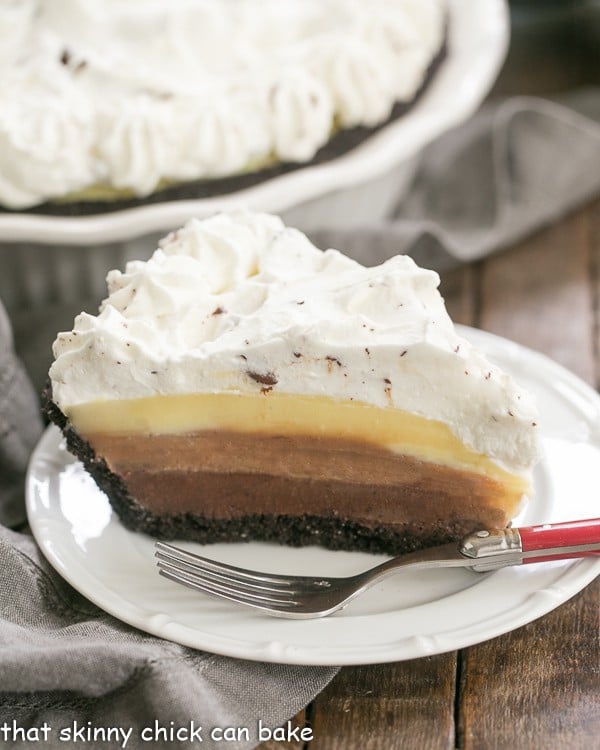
<box><xmin>50</xmin><ymin>211</ymin><xmax>539</xmax><ymax>472</ymax></box>
<box><xmin>0</xmin><ymin>0</ymin><xmax>445</xmax><ymax>208</ymax></box>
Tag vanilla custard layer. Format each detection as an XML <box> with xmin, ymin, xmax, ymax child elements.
<box><xmin>67</xmin><ymin>392</ymin><xmax>529</xmax><ymax>494</ymax></box>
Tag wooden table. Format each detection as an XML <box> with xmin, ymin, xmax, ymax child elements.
<box><xmin>2</xmin><ymin>6</ymin><xmax>597</xmax><ymax>746</ymax></box>
<box><xmin>258</xmin><ymin>199</ymin><xmax>600</xmax><ymax>750</ymax></box>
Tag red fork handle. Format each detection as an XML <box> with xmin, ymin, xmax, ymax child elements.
<box><xmin>519</xmin><ymin>518</ymin><xmax>600</xmax><ymax>563</ymax></box>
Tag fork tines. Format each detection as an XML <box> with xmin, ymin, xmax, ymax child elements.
<box><xmin>155</xmin><ymin>541</ymin><xmax>306</xmax><ymax>612</ymax></box>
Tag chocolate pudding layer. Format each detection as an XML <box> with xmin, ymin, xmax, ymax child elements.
<box><xmin>88</xmin><ymin>430</ymin><xmax>520</xmax><ymax>527</ymax></box>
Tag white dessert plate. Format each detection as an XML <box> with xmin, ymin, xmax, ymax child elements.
<box><xmin>26</xmin><ymin>327</ymin><xmax>600</xmax><ymax>665</ymax></box>
<box><xmin>1</xmin><ymin>0</ymin><xmax>509</xmax><ymax>244</ymax></box>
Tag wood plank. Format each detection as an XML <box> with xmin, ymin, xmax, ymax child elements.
<box><xmin>459</xmin><ymin>583</ymin><xmax>600</xmax><ymax>750</ymax></box>
<box><xmin>458</xmin><ymin>201</ymin><xmax>600</xmax><ymax>749</ymax></box>
<box><xmin>479</xmin><ymin>206</ymin><xmax>595</xmax><ymax>384</ymax></box>
<box><xmin>490</xmin><ymin>4</ymin><xmax>599</xmax><ymax>97</ymax></box>
<box><xmin>309</xmin><ymin>657</ymin><xmax>457</xmax><ymax>750</ymax></box>
<box><xmin>439</xmin><ymin>264</ymin><xmax>479</xmax><ymax>328</ymax></box>
<box><xmin>591</xmin><ymin>198</ymin><xmax>600</xmax><ymax>390</ymax></box>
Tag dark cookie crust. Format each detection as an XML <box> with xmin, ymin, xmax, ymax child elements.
<box><xmin>41</xmin><ymin>385</ymin><xmax>463</xmax><ymax>556</ymax></box>
<box><xmin>10</xmin><ymin>36</ymin><xmax>448</xmax><ymax>217</ymax></box>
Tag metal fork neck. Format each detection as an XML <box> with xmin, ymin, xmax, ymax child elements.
<box><xmin>460</xmin><ymin>528</ymin><xmax>523</xmax><ymax>571</ymax></box>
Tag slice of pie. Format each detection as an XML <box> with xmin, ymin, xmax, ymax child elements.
<box><xmin>45</xmin><ymin>211</ymin><xmax>539</xmax><ymax>554</ymax></box>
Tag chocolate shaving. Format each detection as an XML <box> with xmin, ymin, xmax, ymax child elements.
<box><xmin>247</xmin><ymin>370</ymin><xmax>278</xmax><ymax>386</ymax></box>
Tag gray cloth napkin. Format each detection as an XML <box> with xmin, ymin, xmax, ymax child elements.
<box><xmin>0</xmin><ymin>529</ymin><xmax>333</xmax><ymax>750</ymax></box>
<box><xmin>0</xmin><ymin>303</ymin><xmax>43</xmax><ymax>528</ymax></box>
<box><xmin>310</xmin><ymin>87</ymin><xmax>600</xmax><ymax>270</ymax></box>
<box><xmin>1</xmin><ymin>88</ymin><xmax>599</xmax><ymax>749</ymax></box>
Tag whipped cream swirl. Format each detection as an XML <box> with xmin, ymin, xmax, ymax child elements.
<box><xmin>0</xmin><ymin>0</ymin><xmax>446</xmax><ymax>208</ymax></box>
<box><xmin>50</xmin><ymin>211</ymin><xmax>539</xmax><ymax>472</ymax></box>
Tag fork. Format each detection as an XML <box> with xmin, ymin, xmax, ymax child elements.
<box><xmin>155</xmin><ymin>518</ymin><xmax>600</xmax><ymax>619</ymax></box>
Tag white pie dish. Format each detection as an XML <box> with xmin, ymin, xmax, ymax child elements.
<box><xmin>0</xmin><ymin>0</ymin><xmax>508</xmax><ymax>313</ymax></box>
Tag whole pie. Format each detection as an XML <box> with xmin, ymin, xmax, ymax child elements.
<box><xmin>45</xmin><ymin>211</ymin><xmax>540</xmax><ymax>554</ymax></box>
<box><xmin>0</xmin><ymin>0</ymin><xmax>447</xmax><ymax>212</ymax></box>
